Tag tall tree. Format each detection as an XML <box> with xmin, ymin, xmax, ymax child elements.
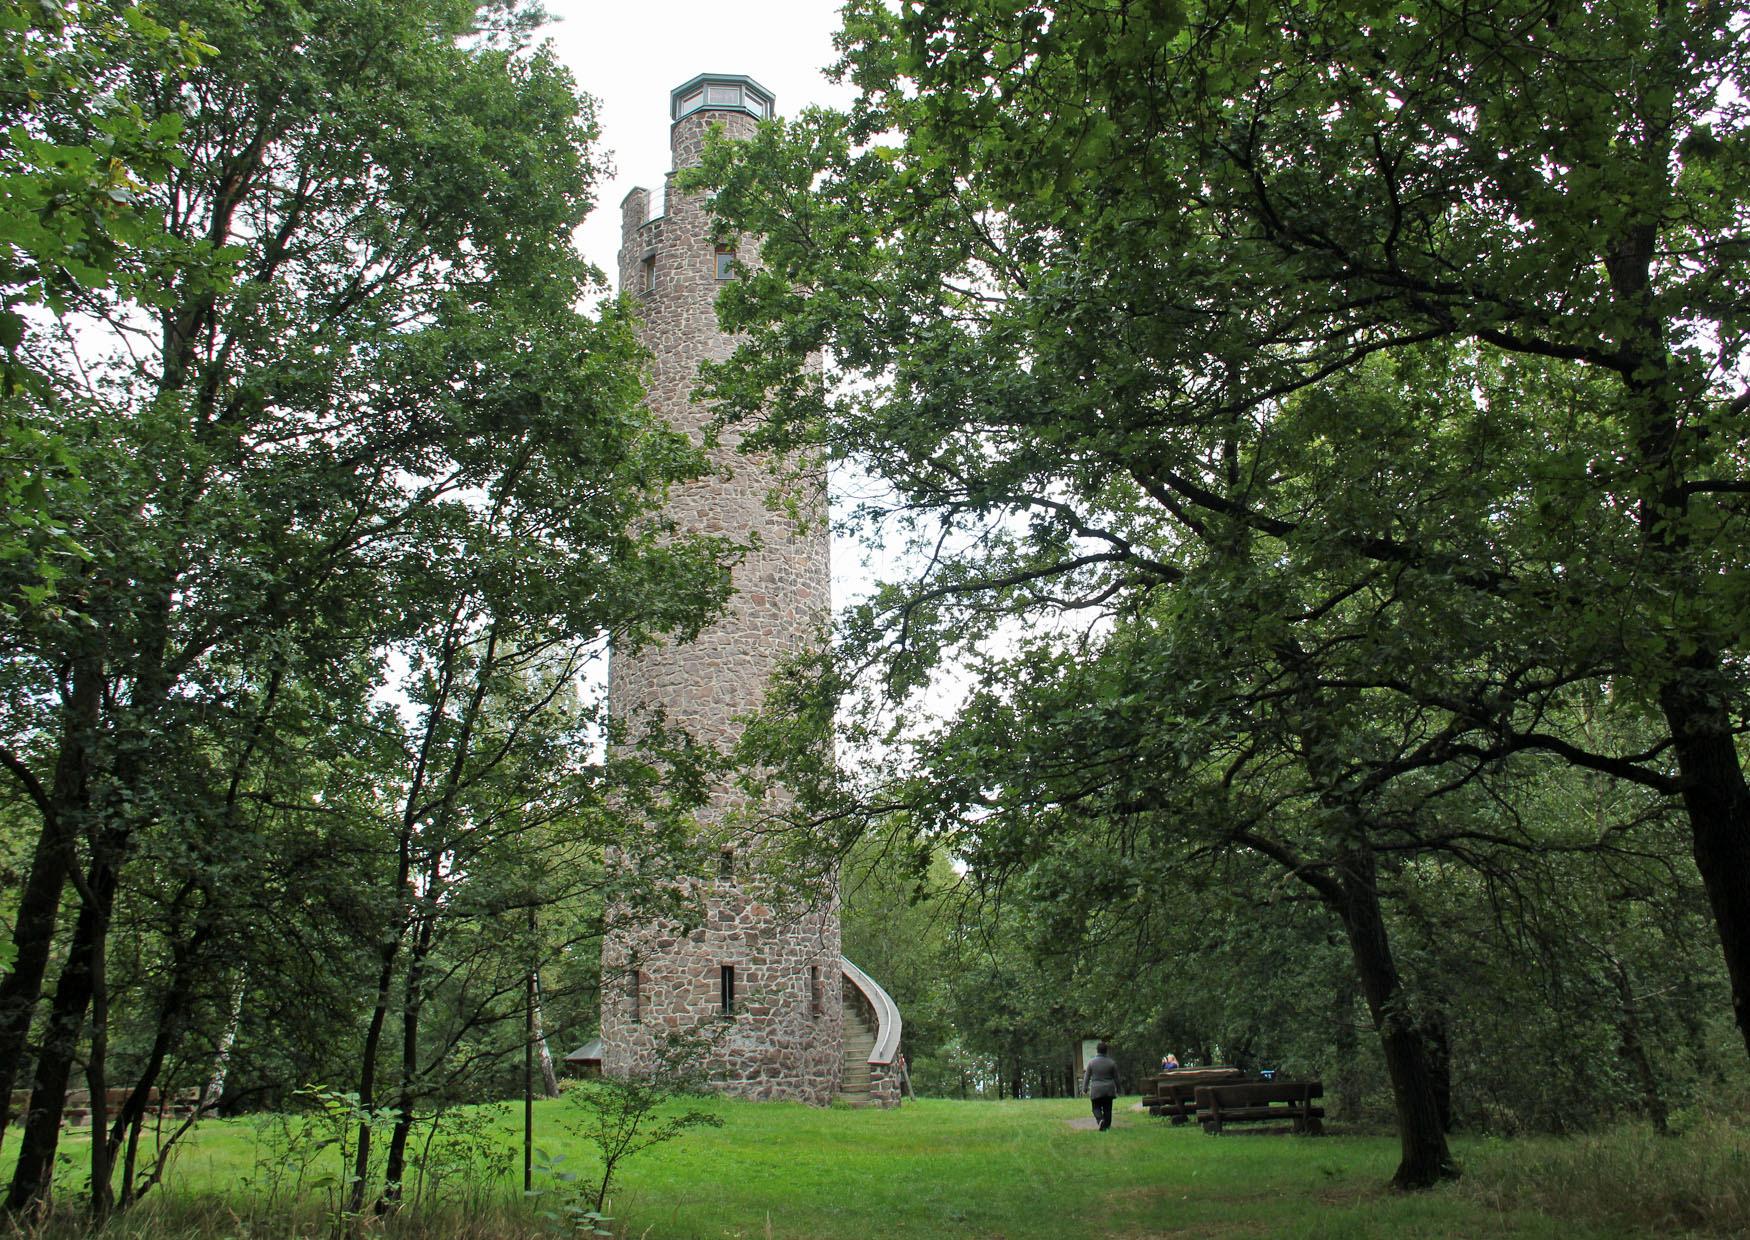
<box><xmin>700</xmin><ymin>0</ymin><xmax>1748</xmax><ymax>1187</ymax></box>
<box><xmin>0</xmin><ymin>0</ymin><xmax>729</xmax><ymax>1218</ymax></box>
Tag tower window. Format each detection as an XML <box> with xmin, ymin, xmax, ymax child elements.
<box><xmin>718</xmin><ymin>848</ymin><xmax>735</xmax><ymax>880</ymax></box>
<box><xmin>809</xmin><ymin>965</ymin><xmax>822</xmax><ymax>1017</ymax></box>
<box><xmin>715</xmin><ymin>246</ymin><xmax>736</xmax><ymax>281</ymax></box>
<box><xmin>628</xmin><ymin>970</ymin><xmax>643</xmax><ymax>1023</ymax></box>
<box><xmin>641</xmin><ymin>254</ymin><xmax>656</xmax><ymax>294</ymax></box>
<box><xmin>719</xmin><ymin>965</ymin><xmax>736</xmax><ymax>1016</ymax></box>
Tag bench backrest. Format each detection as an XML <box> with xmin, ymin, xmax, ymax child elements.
<box><xmin>1195</xmin><ymin>1081</ymin><xmax>1323</xmax><ymax>1107</ymax></box>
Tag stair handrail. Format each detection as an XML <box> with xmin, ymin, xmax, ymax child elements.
<box><xmin>840</xmin><ymin>956</ymin><xmax>902</xmax><ymax>1065</ymax></box>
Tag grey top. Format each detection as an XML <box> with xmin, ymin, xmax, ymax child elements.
<box><xmin>1083</xmin><ymin>1054</ymin><xmax>1119</xmax><ymax>1100</ymax></box>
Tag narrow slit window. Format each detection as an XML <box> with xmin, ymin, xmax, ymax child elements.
<box><xmin>719</xmin><ymin>964</ymin><xmax>736</xmax><ymax>1016</ymax></box>
<box><xmin>718</xmin><ymin>848</ymin><xmax>735</xmax><ymax>880</ymax></box>
<box><xmin>715</xmin><ymin>245</ymin><xmax>736</xmax><ymax>281</ymax></box>
<box><xmin>641</xmin><ymin>254</ymin><xmax>656</xmax><ymax>293</ymax></box>
<box><xmin>809</xmin><ymin>964</ymin><xmax>822</xmax><ymax>1017</ymax></box>
<box><xmin>628</xmin><ymin>969</ymin><xmax>643</xmax><ymax>1023</ymax></box>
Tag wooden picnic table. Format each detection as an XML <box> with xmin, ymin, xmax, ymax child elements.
<box><xmin>1142</xmin><ymin>1067</ymin><xmax>1247</xmax><ymax>1120</ymax></box>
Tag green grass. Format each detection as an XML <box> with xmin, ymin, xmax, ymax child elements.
<box><xmin>7</xmin><ymin>1098</ymin><xmax>1747</xmax><ymax>1237</ymax></box>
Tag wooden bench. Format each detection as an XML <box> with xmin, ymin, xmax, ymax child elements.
<box><xmin>1195</xmin><ymin>1081</ymin><xmax>1324</xmax><ymax>1134</ymax></box>
<box><xmin>1142</xmin><ymin>1067</ymin><xmax>1246</xmax><ymax>1120</ymax></box>
<box><xmin>10</xmin><ymin>1086</ymin><xmax>199</xmax><ymax>1128</ymax></box>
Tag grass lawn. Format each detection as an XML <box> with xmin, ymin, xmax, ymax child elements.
<box><xmin>571</xmin><ymin>1097</ymin><xmax>1552</xmax><ymax>1239</ymax></box>
<box><xmin>9</xmin><ymin>1096</ymin><xmax>1744</xmax><ymax>1237</ymax></box>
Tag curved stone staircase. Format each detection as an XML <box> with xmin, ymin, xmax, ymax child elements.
<box><xmin>836</xmin><ymin>957</ymin><xmax>901</xmax><ymax>1106</ymax></box>
<box><xmin>836</xmin><ymin>985</ymin><xmax>879</xmax><ymax>1103</ymax></box>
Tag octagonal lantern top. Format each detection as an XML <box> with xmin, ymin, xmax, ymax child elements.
<box><xmin>671</xmin><ymin>73</ymin><xmax>775</xmax><ymax>124</ymax></box>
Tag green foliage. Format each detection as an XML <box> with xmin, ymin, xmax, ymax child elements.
<box><xmin>697</xmin><ymin>0</ymin><xmax>1750</xmax><ymax>1180</ymax></box>
<box><xmin>0</xmin><ymin>0</ymin><xmax>738</xmax><ymax>1219</ymax></box>
<box><xmin>545</xmin><ymin>1032</ymin><xmax>723</xmax><ymax>1215</ymax></box>
<box><xmin>839</xmin><ymin>826</ymin><xmax>965</xmax><ymax>1089</ymax></box>
<box><xmin>0</xmin><ymin>0</ymin><xmax>215</xmax><ymax>614</ymax></box>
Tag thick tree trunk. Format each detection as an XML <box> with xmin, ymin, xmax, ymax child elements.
<box><xmin>0</xmin><ymin>816</ymin><xmax>70</xmax><ymax>1151</ymax></box>
<box><xmin>1330</xmin><ymin>851</ymin><xmax>1457</xmax><ymax>1190</ymax></box>
<box><xmin>1423</xmin><ymin>1009</ymin><xmax>1453</xmax><ymax>1133</ymax></box>
<box><xmin>0</xmin><ymin>656</ymin><xmax>101</xmax><ymax>1149</ymax></box>
<box><xmin>1262</xmin><ymin>679</ymin><xmax>1459</xmax><ymax>1189</ymax></box>
<box><xmin>1606</xmin><ymin>203</ymin><xmax>1750</xmax><ymax>1065</ymax></box>
<box><xmin>1659</xmin><ymin>678</ymin><xmax>1750</xmax><ymax>1060</ymax></box>
<box><xmin>6</xmin><ymin>846</ymin><xmax>120</xmax><ymax>1217</ymax></box>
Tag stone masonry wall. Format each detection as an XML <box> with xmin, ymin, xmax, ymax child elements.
<box><xmin>600</xmin><ymin>93</ymin><xmax>843</xmax><ymax>1105</ymax></box>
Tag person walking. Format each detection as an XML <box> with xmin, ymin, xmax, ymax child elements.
<box><xmin>1082</xmin><ymin>1042</ymin><xmax>1120</xmax><ymax>1131</ymax></box>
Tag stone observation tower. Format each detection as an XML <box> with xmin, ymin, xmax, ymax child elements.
<box><xmin>600</xmin><ymin>74</ymin><xmax>902</xmax><ymax>1106</ymax></box>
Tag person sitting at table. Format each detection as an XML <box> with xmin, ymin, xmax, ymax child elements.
<box><xmin>1159</xmin><ymin>1053</ymin><xmax>1180</xmax><ymax>1071</ymax></box>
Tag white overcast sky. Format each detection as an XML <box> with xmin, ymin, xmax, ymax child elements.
<box><xmin>542</xmin><ymin>0</ymin><xmax>858</xmax><ymax>281</ymax></box>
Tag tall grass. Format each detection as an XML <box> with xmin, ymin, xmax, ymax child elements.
<box><xmin>1456</xmin><ymin>1115</ymin><xmax>1750</xmax><ymax>1237</ymax></box>
<box><xmin>0</xmin><ymin>1198</ymin><xmax>551</xmax><ymax>1239</ymax></box>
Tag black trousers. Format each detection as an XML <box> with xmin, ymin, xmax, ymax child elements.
<box><xmin>1091</xmin><ymin>1095</ymin><xmax>1114</xmax><ymax>1130</ymax></box>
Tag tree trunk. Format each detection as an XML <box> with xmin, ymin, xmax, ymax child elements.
<box><xmin>6</xmin><ymin>844</ymin><xmax>120</xmax><ymax>1217</ymax></box>
<box><xmin>0</xmin><ymin>655</ymin><xmax>101</xmax><ymax>1150</ymax></box>
<box><xmin>112</xmin><ymin>904</ymin><xmax>216</xmax><ymax>1208</ymax></box>
<box><xmin>379</xmin><ymin>899</ymin><xmax>438</xmax><ymax>1212</ymax></box>
<box><xmin>1330</xmin><ymin>850</ymin><xmax>1457</xmax><ymax>1190</ymax></box>
<box><xmin>87</xmin><ymin>917</ymin><xmax>112</xmax><ymax>1222</ymax></box>
<box><xmin>1423</xmin><ymin>1009</ymin><xmax>1453</xmax><ymax>1133</ymax></box>
<box><xmin>206</xmin><ymin>970</ymin><xmax>248</xmax><ymax>1110</ymax></box>
<box><xmin>1607</xmin><ymin>202</ymin><xmax>1750</xmax><ymax>1066</ymax></box>
<box><xmin>0</xmin><ymin>816</ymin><xmax>70</xmax><ymax>1152</ymax></box>
<box><xmin>350</xmin><ymin>937</ymin><xmax>401</xmax><ymax>1215</ymax></box>
<box><xmin>1610</xmin><ymin>958</ymin><xmax>1668</xmax><ymax>1133</ymax></box>
<box><xmin>533</xmin><ymin>973</ymin><xmax>561</xmax><ymax>1099</ymax></box>
<box><xmin>1659</xmin><ymin>677</ymin><xmax>1750</xmax><ymax>1060</ymax></box>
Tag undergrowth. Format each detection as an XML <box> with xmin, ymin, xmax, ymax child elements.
<box><xmin>1455</xmin><ymin>1114</ymin><xmax>1750</xmax><ymax>1237</ymax></box>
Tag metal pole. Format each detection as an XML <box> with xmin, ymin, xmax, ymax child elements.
<box><xmin>524</xmin><ymin>905</ymin><xmax>535</xmax><ymax>1194</ymax></box>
